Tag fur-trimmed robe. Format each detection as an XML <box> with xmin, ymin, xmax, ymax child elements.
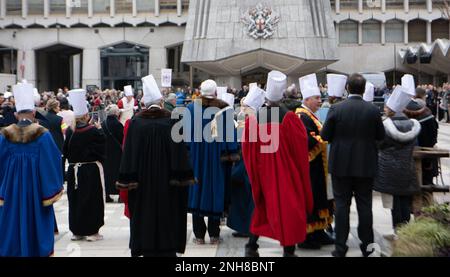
<box><xmin>119</xmin><ymin>107</ymin><xmax>195</xmax><ymax>256</ymax></box>
<box><xmin>0</xmin><ymin>122</ymin><xmax>63</xmax><ymax>257</ymax></box>
<box><xmin>185</xmin><ymin>97</ymin><xmax>240</xmax><ymax>218</ymax></box>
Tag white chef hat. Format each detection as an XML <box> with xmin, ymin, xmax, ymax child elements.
<box><xmin>249</xmin><ymin>83</ymin><xmax>258</xmax><ymax>91</ymax></box>
<box><xmin>201</xmin><ymin>79</ymin><xmax>217</xmax><ymax>98</ymax></box>
<box><xmin>13</xmin><ymin>82</ymin><xmax>35</xmax><ymax>112</ymax></box>
<box><xmin>216</xmin><ymin>87</ymin><xmax>228</xmax><ymax>100</ymax></box>
<box><xmin>327</xmin><ymin>74</ymin><xmax>347</xmax><ymax>98</ymax></box>
<box><xmin>363</xmin><ymin>82</ymin><xmax>375</xmax><ymax>102</ymax></box>
<box><xmin>243</xmin><ymin>86</ymin><xmax>265</xmax><ymax>111</ymax></box>
<box><xmin>300</xmin><ymin>73</ymin><xmax>321</xmax><ymax>100</ymax></box>
<box><xmin>124</xmin><ymin>85</ymin><xmax>134</xmax><ymax>97</ymax></box>
<box><xmin>265</xmin><ymin>70</ymin><xmax>287</xmax><ymax>102</ymax></box>
<box><xmin>386</xmin><ymin>85</ymin><xmax>413</xmax><ymax>113</ymax></box>
<box><xmin>33</xmin><ymin>88</ymin><xmax>41</xmax><ymax>106</ymax></box>
<box><xmin>68</xmin><ymin>89</ymin><xmax>89</xmax><ymax>117</ymax></box>
<box><xmin>220</xmin><ymin>92</ymin><xmax>235</xmax><ymax>108</ymax></box>
<box><xmin>142</xmin><ymin>75</ymin><xmax>163</xmax><ymax>105</ymax></box>
<box><xmin>401</xmin><ymin>74</ymin><xmax>416</xmax><ymax>96</ymax></box>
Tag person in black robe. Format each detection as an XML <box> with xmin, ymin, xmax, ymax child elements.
<box><xmin>64</xmin><ymin>107</ymin><xmax>106</xmax><ymax>242</ymax></box>
<box><xmin>118</xmin><ymin>75</ymin><xmax>195</xmax><ymax>257</ymax></box>
<box><xmin>101</xmin><ymin>105</ymin><xmax>124</xmax><ymax>202</ymax></box>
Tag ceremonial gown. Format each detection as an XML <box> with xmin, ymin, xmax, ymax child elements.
<box><xmin>101</xmin><ymin>115</ymin><xmax>124</xmax><ymax>196</ymax></box>
<box><xmin>0</xmin><ymin>122</ymin><xmax>63</xmax><ymax>256</ymax></box>
<box><xmin>242</xmin><ymin>106</ymin><xmax>313</xmax><ymax>246</ymax></box>
<box><xmin>64</xmin><ymin>123</ymin><xmax>106</xmax><ymax>236</ymax></box>
<box><xmin>118</xmin><ymin>108</ymin><xmax>194</xmax><ymax>256</ymax></box>
<box><xmin>297</xmin><ymin>107</ymin><xmax>334</xmax><ymax>233</ymax></box>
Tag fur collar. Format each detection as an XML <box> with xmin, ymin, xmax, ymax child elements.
<box><xmin>383</xmin><ymin>118</ymin><xmax>421</xmax><ymax>143</ymax></box>
<box><xmin>1</xmin><ymin>123</ymin><xmax>47</xmax><ymax>143</ymax></box>
<box><xmin>195</xmin><ymin>97</ymin><xmax>229</xmax><ymax>109</ymax></box>
<box><xmin>136</xmin><ymin>107</ymin><xmax>172</xmax><ymax>119</ymax></box>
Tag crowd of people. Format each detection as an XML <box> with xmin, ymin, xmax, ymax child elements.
<box><xmin>0</xmin><ymin>71</ymin><xmax>442</xmax><ymax>258</ymax></box>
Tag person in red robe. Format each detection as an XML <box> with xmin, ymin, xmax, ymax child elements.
<box><xmin>242</xmin><ymin>71</ymin><xmax>313</xmax><ymax>257</ymax></box>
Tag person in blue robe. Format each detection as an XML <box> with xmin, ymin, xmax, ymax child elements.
<box><xmin>0</xmin><ymin>116</ymin><xmax>63</xmax><ymax>257</ymax></box>
<box><xmin>184</xmin><ymin>80</ymin><xmax>239</xmax><ymax>244</ymax></box>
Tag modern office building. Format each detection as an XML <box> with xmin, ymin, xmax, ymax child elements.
<box><xmin>0</xmin><ymin>0</ymin><xmax>448</xmax><ymax>92</ymax></box>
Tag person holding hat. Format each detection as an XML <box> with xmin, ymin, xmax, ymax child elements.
<box><xmin>242</xmin><ymin>70</ymin><xmax>313</xmax><ymax>257</ymax></box>
<box><xmin>118</xmin><ymin>75</ymin><xmax>194</xmax><ymax>257</ymax></box>
<box><xmin>296</xmin><ymin>73</ymin><xmax>334</xmax><ymax>250</ymax></box>
<box><xmin>0</xmin><ymin>82</ymin><xmax>63</xmax><ymax>256</ymax></box>
<box><xmin>184</xmin><ymin>79</ymin><xmax>239</xmax><ymax>245</ymax></box>
<box><xmin>373</xmin><ymin>85</ymin><xmax>421</xmax><ymax>235</ymax></box>
<box><xmin>64</xmin><ymin>89</ymin><xmax>106</xmax><ymax>242</ymax></box>
<box><xmin>321</xmin><ymin>73</ymin><xmax>385</xmax><ymax>257</ymax></box>
<box><xmin>118</xmin><ymin>85</ymin><xmax>138</xmax><ymax>126</ymax></box>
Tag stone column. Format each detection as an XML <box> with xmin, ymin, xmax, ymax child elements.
<box><xmin>404</xmin><ymin>0</ymin><xmax>409</xmax><ymax>13</ymax></box>
<box><xmin>88</xmin><ymin>0</ymin><xmax>93</xmax><ymax>18</ymax></box>
<box><xmin>132</xmin><ymin>0</ymin><xmax>137</xmax><ymax>17</ymax></box>
<box><xmin>358</xmin><ymin>21</ymin><xmax>363</xmax><ymax>45</ymax></box>
<box><xmin>336</xmin><ymin>0</ymin><xmax>340</xmax><ymax>14</ymax></box>
<box><xmin>66</xmin><ymin>0</ymin><xmax>71</xmax><ymax>18</ymax></box>
<box><xmin>177</xmin><ymin>0</ymin><xmax>182</xmax><ymax>16</ymax></box>
<box><xmin>82</xmin><ymin>49</ymin><xmax>101</xmax><ymax>89</ymax></box>
<box><xmin>110</xmin><ymin>0</ymin><xmax>115</xmax><ymax>17</ymax></box>
<box><xmin>381</xmin><ymin>21</ymin><xmax>386</xmax><ymax>45</ymax></box>
<box><xmin>381</xmin><ymin>0</ymin><xmax>386</xmax><ymax>14</ymax></box>
<box><xmin>426</xmin><ymin>21</ymin><xmax>432</xmax><ymax>44</ymax></box>
<box><xmin>358</xmin><ymin>0</ymin><xmax>363</xmax><ymax>14</ymax></box>
<box><xmin>22</xmin><ymin>0</ymin><xmax>27</xmax><ymax>18</ymax></box>
<box><xmin>426</xmin><ymin>0</ymin><xmax>432</xmax><ymax>13</ymax></box>
<box><xmin>404</xmin><ymin>21</ymin><xmax>408</xmax><ymax>44</ymax></box>
<box><xmin>155</xmin><ymin>0</ymin><xmax>160</xmax><ymax>17</ymax></box>
<box><xmin>44</xmin><ymin>0</ymin><xmax>49</xmax><ymax>18</ymax></box>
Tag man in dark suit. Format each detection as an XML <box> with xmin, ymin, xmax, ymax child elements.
<box><xmin>321</xmin><ymin>74</ymin><xmax>385</xmax><ymax>257</ymax></box>
<box><xmin>43</xmin><ymin>99</ymin><xmax>64</xmax><ymax>153</ymax></box>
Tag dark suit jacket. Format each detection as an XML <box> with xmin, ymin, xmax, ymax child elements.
<box><xmin>321</xmin><ymin>96</ymin><xmax>385</xmax><ymax>178</ymax></box>
<box><xmin>42</xmin><ymin>110</ymin><xmax>64</xmax><ymax>153</ymax></box>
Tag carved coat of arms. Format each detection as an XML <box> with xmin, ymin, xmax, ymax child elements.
<box><xmin>241</xmin><ymin>3</ymin><xmax>280</xmax><ymax>39</ymax></box>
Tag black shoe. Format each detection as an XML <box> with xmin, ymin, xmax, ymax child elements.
<box><xmin>283</xmin><ymin>252</ymin><xmax>298</xmax><ymax>257</ymax></box>
<box><xmin>360</xmin><ymin>244</ymin><xmax>375</xmax><ymax>257</ymax></box>
<box><xmin>297</xmin><ymin>238</ymin><xmax>322</xmax><ymax>250</ymax></box>
<box><xmin>232</xmin><ymin>232</ymin><xmax>250</xmax><ymax>238</ymax></box>
<box><xmin>331</xmin><ymin>250</ymin><xmax>346</xmax><ymax>257</ymax></box>
<box><xmin>105</xmin><ymin>196</ymin><xmax>114</xmax><ymax>203</ymax></box>
<box><xmin>245</xmin><ymin>247</ymin><xmax>260</xmax><ymax>257</ymax></box>
<box><xmin>315</xmin><ymin>230</ymin><xmax>335</xmax><ymax>245</ymax></box>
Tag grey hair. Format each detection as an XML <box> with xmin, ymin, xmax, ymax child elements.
<box><xmin>105</xmin><ymin>104</ymin><xmax>120</xmax><ymax>116</ymax></box>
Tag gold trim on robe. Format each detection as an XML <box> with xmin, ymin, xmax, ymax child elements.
<box><xmin>42</xmin><ymin>190</ymin><xmax>63</xmax><ymax>207</ymax></box>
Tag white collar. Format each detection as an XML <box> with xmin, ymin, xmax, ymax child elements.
<box><xmin>149</xmin><ymin>105</ymin><xmax>162</xmax><ymax>110</ymax></box>
<box><xmin>348</xmin><ymin>94</ymin><xmax>363</xmax><ymax>98</ymax></box>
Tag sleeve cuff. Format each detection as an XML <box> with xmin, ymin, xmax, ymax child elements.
<box><xmin>42</xmin><ymin>189</ymin><xmax>64</xmax><ymax>207</ymax></box>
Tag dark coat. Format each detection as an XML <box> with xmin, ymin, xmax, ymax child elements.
<box><xmin>373</xmin><ymin>116</ymin><xmax>421</xmax><ymax>196</ymax></box>
<box><xmin>321</xmin><ymin>96</ymin><xmax>385</xmax><ymax>178</ymax></box>
<box><xmin>43</xmin><ymin>110</ymin><xmax>64</xmax><ymax>153</ymax></box>
<box><xmin>101</xmin><ymin>115</ymin><xmax>124</xmax><ymax>195</ymax></box>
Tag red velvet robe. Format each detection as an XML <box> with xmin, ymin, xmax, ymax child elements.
<box><xmin>242</xmin><ymin>110</ymin><xmax>313</xmax><ymax>246</ymax></box>
<box><xmin>119</xmin><ymin>119</ymin><xmax>131</xmax><ymax>218</ymax></box>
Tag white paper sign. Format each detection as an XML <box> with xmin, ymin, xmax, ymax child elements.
<box><xmin>161</xmin><ymin>69</ymin><xmax>172</xmax><ymax>88</ymax></box>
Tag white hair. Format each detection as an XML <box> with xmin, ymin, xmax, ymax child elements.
<box><xmin>105</xmin><ymin>104</ymin><xmax>120</xmax><ymax>116</ymax></box>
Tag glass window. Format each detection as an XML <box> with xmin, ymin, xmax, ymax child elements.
<box><xmin>363</xmin><ymin>20</ymin><xmax>381</xmax><ymax>44</ymax></box>
<box><xmin>71</xmin><ymin>0</ymin><xmax>89</xmax><ymax>15</ymax></box>
<box><xmin>0</xmin><ymin>48</ymin><xmax>17</xmax><ymax>75</ymax></box>
<box><xmin>339</xmin><ymin>20</ymin><xmax>358</xmax><ymax>44</ymax></box>
<box><xmin>28</xmin><ymin>0</ymin><xmax>44</xmax><ymax>15</ymax></box>
<box><xmin>6</xmin><ymin>0</ymin><xmax>21</xmax><ymax>15</ymax></box>
<box><xmin>386</xmin><ymin>19</ymin><xmax>404</xmax><ymax>43</ymax></box>
<box><xmin>432</xmin><ymin>19</ymin><xmax>449</xmax><ymax>41</ymax></box>
<box><xmin>50</xmin><ymin>0</ymin><xmax>66</xmax><ymax>14</ymax></box>
<box><xmin>160</xmin><ymin>0</ymin><xmax>177</xmax><ymax>10</ymax></box>
<box><xmin>182</xmin><ymin>0</ymin><xmax>189</xmax><ymax>12</ymax></box>
<box><xmin>115</xmin><ymin>0</ymin><xmax>133</xmax><ymax>14</ymax></box>
<box><xmin>136</xmin><ymin>0</ymin><xmax>155</xmax><ymax>13</ymax></box>
<box><xmin>408</xmin><ymin>19</ymin><xmax>426</xmax><ymax>42</ymax></box>
<box><xmin>94</xmin><ymin>0</ymin><xmax>111</xmax><ymax>14</ymax></box>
